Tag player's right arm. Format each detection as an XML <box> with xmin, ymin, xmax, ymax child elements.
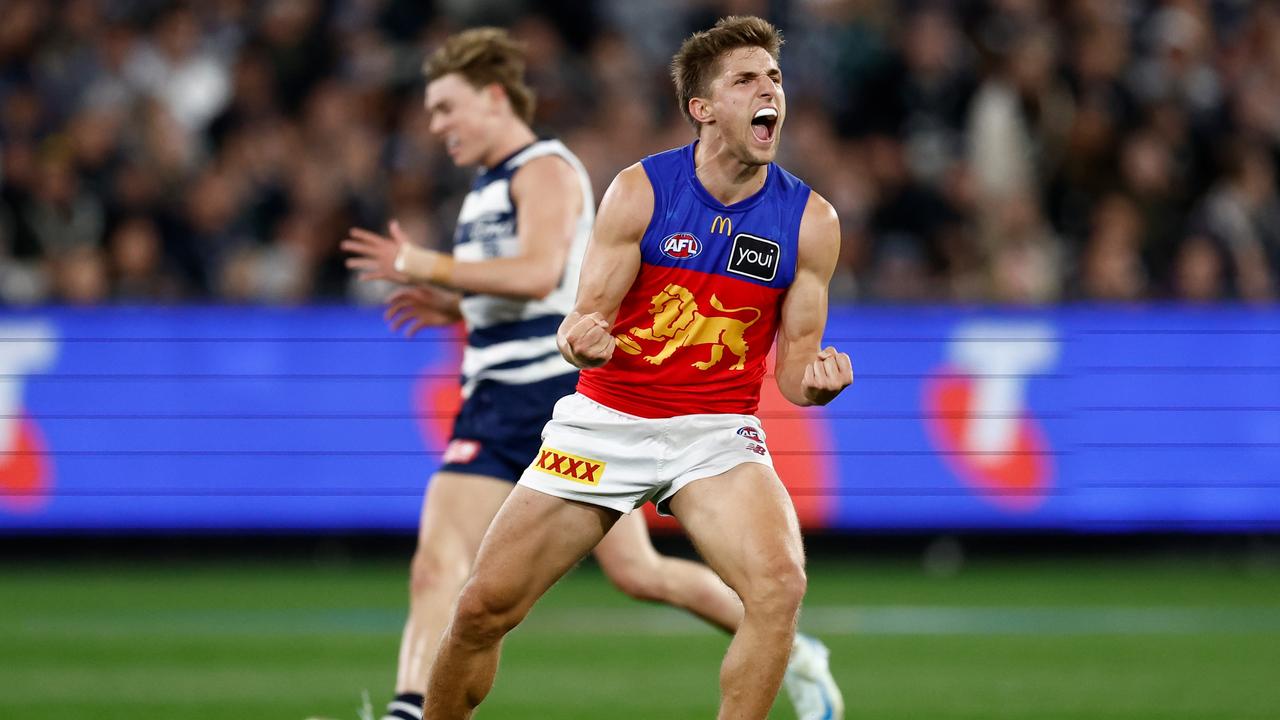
<box><xmin>557</xmin><ymin>163</ymin><xmax>652</xmax><ymax>369</ymax></box>
<box><xmin>342</xmin><ymin>155</ymin><xmax>581</xmax><ymax>299</ymax></box>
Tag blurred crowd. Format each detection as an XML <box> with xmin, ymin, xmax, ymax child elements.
<box><xmin>1</xmin><ymin>0</ymin><xmax>1279</xmax><ymax>305</ymax></box>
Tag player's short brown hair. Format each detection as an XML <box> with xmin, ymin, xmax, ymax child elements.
<box><xmin>423</xmin><ymin>27</ymin><xmax>536</xmax><ymax>124</ymax></box>
<box><xmin>670</xmin><ymin>16</ymin><xmax>783</xmax><ymax>131</ymax></box>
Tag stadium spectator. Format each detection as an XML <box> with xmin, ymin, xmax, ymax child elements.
<box><xmin>0</xmin><ymin>0</ymin><xmax>1277</xmax><ymax>306</ymax></box>
<box><xmin>1170</xmin><ymin>231</ymin><xmax>1228</xmax><ymax>302</ymax></box>
<box><xmin>1078</xmin><ymin>193</ymin><xmax>1148</xmax><ymax>301</ymax></box>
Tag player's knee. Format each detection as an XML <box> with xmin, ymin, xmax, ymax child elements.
<box><xmin>450</xmin><ymin>580</ymin><xmax>526</xmax><ymax>646</ymax></box>
<box><xmin>409</xmin><ymin>546</ymin><xmax>470</xmax><ymax>599</ymax></box>
<box><xmin>741</xmin><ymin>555</ymin><xmax>806</xmax><ymax>617</ymax></box>
<box><xmin>604</xmin><ymin>558</ymin><xmax>666</xmax><ymax>603</ymax></box>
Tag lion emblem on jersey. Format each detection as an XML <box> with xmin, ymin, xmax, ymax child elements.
<box><xmin>614</xmin><ymin>283</ymin><xmax>762</xmax><ymax>370</ymax></box>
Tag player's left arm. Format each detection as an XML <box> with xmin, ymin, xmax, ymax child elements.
<box><xmin>774</xmin><ymin>191</ymin><xmax>853</xmax><ymax>407</ymax></box>
<box><xmin>343</xmin><ymin>154</ymin><xmax>580</xmax><ymax>299</ymax></box>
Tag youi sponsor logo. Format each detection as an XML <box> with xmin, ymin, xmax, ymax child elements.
<box><xmin>923</xmin><ymin>322</ymin><xmax>1059</xmax><ymax>511</ymax></box>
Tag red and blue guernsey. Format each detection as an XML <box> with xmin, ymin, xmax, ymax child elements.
<box><xmin>578</xmin><ymin>141</ymin><xmax>811</xmax><ymax>418</ymax></box>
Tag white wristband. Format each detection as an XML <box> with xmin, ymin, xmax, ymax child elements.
<box><xmin>394</xmin><ymin>242</ymin><xmax>455</xmax><ymax>286</ymax></box>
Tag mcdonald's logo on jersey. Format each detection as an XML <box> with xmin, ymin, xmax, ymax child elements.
<box><xmin>710</xmin><ymin>215</ymin><xmax>733</xmax><ymax>236</ymax></box>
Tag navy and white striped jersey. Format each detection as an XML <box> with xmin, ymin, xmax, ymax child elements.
<box><xmin>453</xmin><ymin>139</ymin><xmax>593</xmax><ymax>397</ymax></box>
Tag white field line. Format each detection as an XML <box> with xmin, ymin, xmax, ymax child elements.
<box><xmin>10</xmin><ymin>605</ymin><xmax>1280</xmax><ymax>638</ymax></box>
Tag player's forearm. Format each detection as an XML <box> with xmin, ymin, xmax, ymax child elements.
<box><xmin>569</xmin><ymin>241</ymin><xmax>640</xmax><ymax>321</ymax></box>
<box><xmin>448</xmin><ymin>256</ymin><xmax>563</xmax><ymax>299</ymax></box>
<box><xmin>569</xmin><ymin>285</ymin><xmax>621</xmax><ymax>324</ymax></box>
<box><xmin>397</xmin><ymin>243</ymin><xmax>561</xmax><ymax>299</ymax></box>
<box><xmin>775</xmin><ymin>353</ymin><xmax>819</xmax><ymax>407</ymax></box>
<box><xmin>557</xmin><ymin>280</ymin><xmax>627</xmax><ymax>369</ymax></box>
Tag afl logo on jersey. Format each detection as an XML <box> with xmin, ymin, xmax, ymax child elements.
<box><xmin>661</xmin><ymin>233</ymin><xmax>702</xmax><ymax>259</ymax></box>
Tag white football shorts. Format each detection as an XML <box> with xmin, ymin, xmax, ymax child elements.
<box><xmin>516</xmin><ymin>392</ymin><xmax>775</xmax><ymax>515</ymax></box>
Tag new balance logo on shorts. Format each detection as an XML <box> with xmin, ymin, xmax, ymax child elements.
<box><xmin>534</xmin><ymin>447</ymin><xmax>605</xmax><ymax>486</ymax></box>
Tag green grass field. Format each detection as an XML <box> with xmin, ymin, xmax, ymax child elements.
<box><xmin>3</xmin><ymin>551</ymin><xmax>1280</xmax><ymax>719</ymax></box>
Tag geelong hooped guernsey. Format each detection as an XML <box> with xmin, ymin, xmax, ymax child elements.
<box><xmin>455</xmin><ymin>139</ymin><xmax>592</xmax><ymax>397</ymax></box>
<box><xmin>578</xmin><ymin>141</ymin><xmax>811</xmax><ymax>418</ymax></box>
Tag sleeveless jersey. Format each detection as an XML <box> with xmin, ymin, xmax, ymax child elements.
<box><xmin>577</xmin><ymin>142</ymin><xmax>812</xmax><ymax>418</ymax></box>
<box><xmin>453</xmin><ymin>139</ymin><xmax>593</xmax><ymax>397</ymax></box>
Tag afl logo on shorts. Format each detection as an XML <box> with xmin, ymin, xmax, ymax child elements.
<box><xmin>661</xmin><ymin>233</ymin><xmax>702</xmax><ymax>259</ymax></box>
<box><xmin>443</xmin><ymin>439</ymin><xmax>481</xmax><ymax>464</ymax></box>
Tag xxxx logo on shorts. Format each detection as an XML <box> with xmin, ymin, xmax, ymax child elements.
<box><xmin>534</xmin><ymin>447</ymin><xmax>605</xmax><ymax>486</ymax></box>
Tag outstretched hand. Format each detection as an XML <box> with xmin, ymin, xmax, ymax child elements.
<box><xmin>342</xmin><ymin>220</ymin><xmax>415</xmax><ymax>285</ymax></box>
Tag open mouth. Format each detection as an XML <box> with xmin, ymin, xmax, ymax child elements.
<box><xmin>750</xmin><ymin>107</ymin><xmax>778</xmax><ymax>144</ymax></box>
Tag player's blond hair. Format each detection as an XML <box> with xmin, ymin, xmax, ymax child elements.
<box><xmin>423</xmin><ymin>27</ymin><xmax>536</xmax><ymax>124</ymax></box>
<box><xmin>670</xmin><ymin>16</ymin><xmax>783</xmax><ymax>132</ymax></box>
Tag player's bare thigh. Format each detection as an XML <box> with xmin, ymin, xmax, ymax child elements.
<box><xmin>461</xmin><ymin>485</ymin><xmax>621</xmax><ymax>616</ymax></box>
<box><xmin>665</xmin><ymin>462</ymin><xmax>805</xmax><ymax>592</ymax></box>
<box><xmin>415</xmin><ymin>471</ymin><xmax>515</xmax><ymax>567</ymax></box>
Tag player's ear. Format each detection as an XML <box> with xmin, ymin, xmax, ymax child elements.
<box><xmin>483</xmin><ymin>82</ymin><xmax>508</xmax><ymax>112</ymax></box>
<box><xmin>688</xmin><ymin>96</ymin><xmax>714</xmax><ymax>125</ymax></box>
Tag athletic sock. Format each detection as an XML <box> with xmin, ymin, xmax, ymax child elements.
<box><xmin>382</xmin><ymin>692</ymin><xmax>424</xmax><ymax>720</ymax></box>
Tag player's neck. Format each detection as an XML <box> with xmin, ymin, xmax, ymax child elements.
<box><xmin>692</xmin><ymin>134</ymin><xmax>768</xmax><ymax>206</ymax></box>
<box><xmin>480</xmin><ymin>121</ymin><xmax>538</xmax><ymax>169</ymax></box>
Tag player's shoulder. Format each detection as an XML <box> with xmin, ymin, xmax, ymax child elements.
<box><xmin>510</xmin><ymin>137</ymin><xmax>576</xmax><ymax>165</ymax></box>
<box><xmin>613</xmin><ymin>161</ymin><xmax>652</xmax><ymax>192</ymax></box>
<box><xmin>510</xmin><ymin>142</ymin><xmax>581</xmax><ymax>195</ymax></box>
<box><xmin>513</xmin><ymin>152</ymin><xmax>578</xmax><ymax>183</ymax></box>
<box><xmin>800</xmin><ymin>189</ymin><xmax>838</xmax><ymax>228</ymax></box>
<box><xmin>636</xmin><ymin>143</ymin><xmax>691</xmax><ymax>182</ymax></box>
<box><xmin>796</xmin><ymin>189</ymin><xmax>840</xmax><ymax>267</ymax></box>
<box><xmin>595</xmin><ymin>162</ymin><xmax>655</xmax><ymax>237</ymax></box>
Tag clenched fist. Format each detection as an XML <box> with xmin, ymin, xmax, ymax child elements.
<box><xmin>801</xmin><ymin>346</ymin><xmax>853</xmax><ymax>406</ymax></box>
<box><xmin>558</xmin><ymin>311</ymin><xmax>617</xmax><ymax>369</ymax></box>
